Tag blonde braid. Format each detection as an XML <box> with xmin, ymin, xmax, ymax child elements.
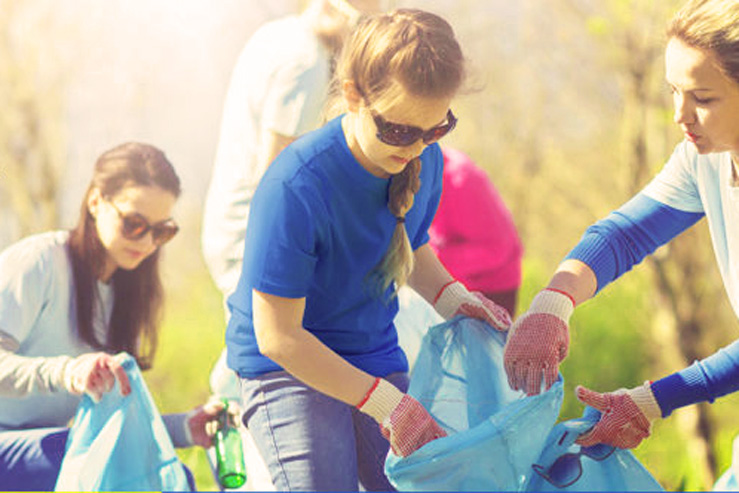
<box><xmin>371</xmin><ymin>157</ymin><xmax>422</xmax><ymax>294</ymax></box>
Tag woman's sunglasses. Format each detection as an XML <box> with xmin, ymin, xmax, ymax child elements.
<box><xmin>105</xmin><ymin>198</ymin><xmax>179</xmax><ymax>246</ymax></box>
<box><xmin>368</xmin><ymin>107</ymin><xmax>458</xmax><ymax>147</ymax></box>
<box><xmin>532</xmin><ymin>434</ymin><xmax>615</xmax><ymax>488</ymax></box>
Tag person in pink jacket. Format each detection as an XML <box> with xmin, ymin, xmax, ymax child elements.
<box><xmin>429</xmin><ymin>147</ymin><xmax>523</xmax><ymax>316</ymax></box>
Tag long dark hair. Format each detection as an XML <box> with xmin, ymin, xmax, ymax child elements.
<box><xmin>67</xmin><ymin>142</ymin><xmax>181</xmax><ymax>370</ymax></box>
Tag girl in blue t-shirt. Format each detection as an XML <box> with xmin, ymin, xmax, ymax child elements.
<box><xmin>225</xmin><ymin>9</ymin><xmax>512</xmax><ymax>491</ymax></box>
<box><xmin>503</xmin><ymin>0</ymin><xmax>739</xmax><ymax>452</ymax></box>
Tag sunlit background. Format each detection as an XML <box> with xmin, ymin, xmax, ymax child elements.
<box><xmin>2</xmin><ymin>0</ymin><xmax>738</xmax><ymax>490</ymax></box>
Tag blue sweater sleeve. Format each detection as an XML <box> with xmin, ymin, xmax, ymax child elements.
<box><xmin>651</xmin><ymin>339</ymin><xmax>739</xmax><ymax>417</ymax></box>
<box><xmin>565</xmin><ymin>193</ymin><xmax>704</xmax><ymax>293</ymax></box>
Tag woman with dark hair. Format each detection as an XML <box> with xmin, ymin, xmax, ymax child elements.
<box><xmin>0</xmin><ymin>142</ymin><xmax>219</xmax><ymax>490</ymax></box>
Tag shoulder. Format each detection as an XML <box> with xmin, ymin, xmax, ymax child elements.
<box><xmin>0</xmin><ymin>231</ymin><xmax>69</xmax><ymax>268</ymax></box>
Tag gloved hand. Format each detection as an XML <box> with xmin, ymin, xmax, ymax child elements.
<box><xmin>357</xmin><ymin>378</ymin><xmax>446</xmax><ymax>457</ymax></box>
<box><xmin>503</xmin><ymin>288</ymin><xmax>574</xmax><ymax>395</ymax></box>
<box><xmin>433</xmin><ymin>280</ymin><xmax>511</xmax><ymax>331</ymax></box>
<box><xmin>63</xmin><ymin>352</ymin><xmax>130</xmax><ymax>402</ymax></box>
<box><xmin>575</xmin><ymin>383</ymin><xmax>662</xmax><ymax>449</ymax></box>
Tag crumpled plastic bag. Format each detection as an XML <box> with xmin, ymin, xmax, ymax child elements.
<box><xmin>385</xmin><ymin>316</ymin><xmax>663</xmax><ymax>492</ymax></box>
<box><xmin>54</xmin><ymin>353</ymin><xmax>190</xmax><ymax>491</ymax></box>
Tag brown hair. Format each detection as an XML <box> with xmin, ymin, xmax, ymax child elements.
<box><xmin>667</xmin><ymin>0</ymin><xmax>739</xmax><ymax>85</ymax></box>
<box><xmin>67</xmin><ymin>142</ymin><xmax>181</xmax><ymax>370</ymax></box>
<box><xmin>334</xmin><ymin>9</ymin><xmax>465</xmax><ymax>293</ymax></box>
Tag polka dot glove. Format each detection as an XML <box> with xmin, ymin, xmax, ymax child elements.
<box><xmin>433</xmin><ymin>281</ymin><xmax>512</xmax><ymax>331</ymax></box>
<box><xmin>503</xmin><ymin>289</ymin><xmax>573</xmax><ymax>395</ymax></box>
<box><xmin>358</xmin><ymin>378</ymin><xmax>447</xmax><ymax>457</ymax></box>
<box><xmin>575</xmin><ymin>383</ymin><xmax>662</xmax><ymax>449</ymax></box>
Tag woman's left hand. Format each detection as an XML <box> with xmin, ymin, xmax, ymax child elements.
<box><xmin>575</xmin><ymin>383</ymin><xmax>662</xmax><ymax>449</ymax></box>
<box><xmin>186</xmin><ymin>398</ymin><xmax>242</xmax><ymax>448</ymax></box>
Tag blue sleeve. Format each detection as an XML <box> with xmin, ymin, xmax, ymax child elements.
<box><xmin>565</xmin><ymin>193</ymin><xmax>704</xmax><ymax>293</ymax></box>
<box><xmin>651</xmin><ymin>338</ymin><xmax>739</xmax><ymax>417</ymax></box>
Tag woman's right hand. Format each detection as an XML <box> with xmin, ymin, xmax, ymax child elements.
<box><xmin>63</xmin><ymin>352</ymin><xmax>131</xmax><ymax>402</ymax></box>
<box><xmin>357</xmin><ymin>378</ymin><xmax>446</xmax><ymax>457</ymax></box>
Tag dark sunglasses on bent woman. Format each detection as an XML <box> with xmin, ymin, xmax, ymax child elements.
<box><xmin>105</xmin><ymin>198</ymin><xmax>179</xmax><ymax>246</ymax></box>
<box><xmin>532</xmin><ymin>432</ymin><xmax>615</xmax><ymax>488</ymax></box>
<box><xmin>369</xmin><ymin>107</ymin><xmax>458</xmax><ymax>147</ymax></box>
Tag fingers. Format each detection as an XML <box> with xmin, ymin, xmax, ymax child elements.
<box><xmin>470</xmin><ymin>292</ymin><xmax>512</xmax><ymax>330</ymax></box>
<box><xmin>104</xmin><ymin>355</ymin><xmax>131</xmax><ymax>396</ymax></box>
<box><xmin>524</xmin><ymin>363</ymin><xmax>542</xmax><ymax>396</ymax></box>
<box><xmin>575</xmin><ymin>385</ymin><xmax>609</xmax><ymax>412</ymax></box>
<box><xmin>575</xmin><ymin>427</ymin><xmax>601</xmax><ymax>447</ymax></box>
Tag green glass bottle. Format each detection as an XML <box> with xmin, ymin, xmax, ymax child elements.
<box><xmin>214</xmin><ymin>399</ymin><xmax>246</xmax><ymax>489</ymax></box>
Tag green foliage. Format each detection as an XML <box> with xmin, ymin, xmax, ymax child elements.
<box><xmin>144</xmin><ymin>258</ymin><xmax>225</xmax><ymax>491</ymax></box>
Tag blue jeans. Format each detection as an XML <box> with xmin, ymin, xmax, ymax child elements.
<box><xmin>0</xmin><ymin>427</ymin><xmax>196</xmax><ymax>491</ymax></box>
<box><xmin>0</xmin><ymin>427</ymin><xmax>67</xmax><ymax>491</ymax></box>
<box><xmin>240</xmin><ymin>371</ymin><xmax>409</xmax><ymax>491</ymax></box>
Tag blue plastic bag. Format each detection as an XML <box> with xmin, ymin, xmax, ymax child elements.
<box><xmin>386</xmin><ymin>317</ymin><xmax>563</xmax><ymax>491</ymax></box>
<box><xmin>385</xmin><ymin>316</ymin><xmax>663</xmax><ymax>492</ymax></box>
<box><xmin>54</xmin><ymin>353</ymin><xmax>191</xmax><ymax>491</ymax></box>
<box><xmin>525</xmin><ymin>406</ymin><xmax>662</xmax><ymax>491</ymax></box>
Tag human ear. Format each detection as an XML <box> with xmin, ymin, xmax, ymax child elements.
<box><xmin>87</xmin><ymin>188</ymin><xmax>102</xmax><ymax>217</ymax></box>
<box><xmin>342</xmin><ymin>79</ymin><xmax>363</xmax><ymax>113</ymax></box>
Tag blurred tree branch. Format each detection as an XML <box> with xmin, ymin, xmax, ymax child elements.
<box><xmin>0</xmin><ymin>0</ymin><xmax>65</xmax><ymax>239</ymax></box>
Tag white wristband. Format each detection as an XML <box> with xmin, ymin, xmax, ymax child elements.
<box><xmin>630</xmin><ymin>382</ymin><xmax>662</xmax><ymax>422</ymax></box>
<box><xmin>529</xmin><ymin>289</ymin><xmax>575</xmax><ymax>321</ymax></box>
<box><xmin>433</xmin><ymin>281</ymin><xmax>472</xmax><ymax>320</ymax></box>
<box><xmin>358</xmin><ymin>379</ymin><xmax>404</xmax><ymax>426</ymax></box>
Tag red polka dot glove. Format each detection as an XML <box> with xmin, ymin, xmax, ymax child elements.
<box><xmin>503</xmin><ymin>289</ymin><xmax>573</xmax><ymax>395</ymax></box>
<box><xmin>357</xmin><ymin>378</ymin><xmax>447</xmax><ymax>457</ymax></box>
<box><xmin>433</xmin><ymin>281</ymin><xmax>512</xmax><ymax>331</ymax></box>
<box><xmin>575</xmin><ymin>383</ymin><xmax>662</xmax><ymax>449</ymax></box>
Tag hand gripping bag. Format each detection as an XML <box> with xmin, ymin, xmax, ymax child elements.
<box><xmin>54</xmin><ymin>353</ymin><xmax>191</xmax><ymax>491</ymax></box>
<box><xmin>525</xmin><ymin>406</ymin><xmax>663</xmax><ymax>491</ymax></box>
<box><xmin>385</xmin><ymin>316</ymin><xmax>663</xmax><ymax>492</ymax></box>
<box><xmin>385</xmin><ymin>316</ymin><xmax>564</xmax><ymax>491</ymax></box>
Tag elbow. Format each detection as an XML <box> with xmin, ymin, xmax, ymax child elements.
<box><xmin>254</xmin><ymin>325</ymin><xmax>297</xmax><ymax>365</ymax></box>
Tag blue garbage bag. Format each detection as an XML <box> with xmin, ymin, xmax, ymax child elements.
<box><xmin>385</xmin><ymin>316</ymin><xmax>663</xmax><ymax>492</ymax></box>
<box><xmin>525</xmin><ymin>406</ymin><xmax>663</xmax><ymax>491</ymax></box>
<box><xmin>54</xmin><ymin>353</ymin><xmax>191</xmax><ymax>491</ymax></box>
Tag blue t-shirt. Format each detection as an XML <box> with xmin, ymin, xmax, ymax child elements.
<box><xmin>226</xmin><ymin>116</ymin><xmax>444</xmax><ymax>378</ymax></box>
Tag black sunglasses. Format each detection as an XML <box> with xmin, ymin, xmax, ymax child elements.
<box><xmin>532</xmin><ymin>433</ymin><xmax>615</xmax><ymax>488</ymax></box>
<box><xmin>368</xmin><ymin>107</ymin><xmax>458</xmax><ymax>147</ymax></box>
<box><xmin>105</xmin><ymin>198</ymin><xmax>179</xmax><ymax>246</ymax></box>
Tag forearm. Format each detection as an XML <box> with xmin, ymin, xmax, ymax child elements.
<box><xmin>407</xmin><ymin>243</ymin><xmax>454</xmax><ymax>304</ymax></box>
<box><xmin>651</xmin><ymin>338</ymin><xmax>739</xmax><ymax>417</ymax></box>
<box><xmin>0</xmin><ymin>331</ymin><xmax>71</xmax><ymax>397</ymax></box>
<box><xmin>162</xmin><ymin>412</ymin><xmax>191</xmax><ymax>448</ymax></box>
<box><xmin>260</xmin><ymin>327</ymin><xmax>376</xmax><ymax>406</ymax></box>
<box><xmin>546</xmin><ymin>259</ymin><xmax>597</xmax><ymax>306</ymax></box>
<box><xmin>252</xmin><ymin>290</ymin><xmax>376</xmax><ymax>406</ymax></box>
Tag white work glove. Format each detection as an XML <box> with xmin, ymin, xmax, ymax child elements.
<box><xmin>357</xmin><ymin>378</ymin><xmax>446</xmax><ymax>457</ymax></box>
<box><xmin>433</xmin><ymin>280</ymin><xmax>511</xmax><ymax>330</ymax></box>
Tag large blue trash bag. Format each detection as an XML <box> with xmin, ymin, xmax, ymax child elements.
<box><xmin>385</xmin><ymin>316</ymin><xmax>564</xmax><ymax>491</ymax></box>
<box><xmin>714</xmin><ymin>434</ymin><xmax>739</xmax><ymax>491</ymax></box>
<box><xmin>54</xmin><ymin>353</ymin><xmax>191</xmax><ymax>491</ymax></box>
<box><xmin>385</xmin><ymin>316</ymin><xmax>663</xmax><ymax>492</ymax></box>
<box><xmin>525</xmin><ymin>406</ymin><xmax>663</xmax><ymax>491</ymax></box>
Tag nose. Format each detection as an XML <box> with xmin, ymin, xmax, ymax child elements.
<box><xmin>407</xmin><ymin>139</ymin><xmax>427</xmax><ymax>158</ymax></box>
<box><xmin>673</xmin><ymin>92</ymin><xmax>695</xmax><ymax>125</ymax></box>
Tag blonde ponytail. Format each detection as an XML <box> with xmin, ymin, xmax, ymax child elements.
<box><xmin>371</xmin><ymin>157</ymin><xmax>422</xmax><ymax>294</ymax></box>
